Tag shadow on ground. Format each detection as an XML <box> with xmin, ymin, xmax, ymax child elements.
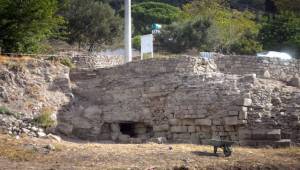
<box><xmin>191</xmin><ymin>151</ymin><xmax>219</xmax><ymax>157</ymax></box>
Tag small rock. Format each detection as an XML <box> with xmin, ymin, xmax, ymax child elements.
<box><xmin>37</xmin><ymin>132</ymin><xmax>47</xmax><ymax>138</ymax></box>
<box><xmin>44</xmin><ymin>144</ymin><xmax>55</xmax><ymax>151</ymax></box>
<box><xmin>288</xmin><ymin>76</ymin><xmax>300</xmax><ymax>88</ymax></box>
<box><xmin>22</xmin><ymin>128</ymin><xmax>30</xmax><ymax>134</ymax></box>
<box><xmin>47</xmin><ymin>134</ymin><xmax>62</xmax><ymax>142</ymax></box>
<box><xmin>31</xmin><ymin>126</ymin><xmax>38</xmax><ymax>132</ymax></box>
<box><xmin>263</xmin><ymin>70</ymin><xmax>271</xmax><ymax>78</ymax></box>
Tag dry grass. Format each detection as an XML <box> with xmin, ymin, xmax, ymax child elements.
<box><xmin>0</xmin><ymin>135</ymin><xmax>38</xmax><ymax>161</ymax></box>
<box><xmin>0</xmin><ymin>55</ymin><xmax>32</xmax><ymax>64</ymax></box>
<box><xmin>0</xmin><ymin>134</ymin><xmax>299</xmax><ymax>169</ymax></box>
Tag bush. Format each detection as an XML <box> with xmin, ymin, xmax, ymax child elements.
<box><xmin>34</xmin><ymin>107</ymin><xmax>55</xmax><ymax>128</ymax></box>
<box><xmin>132</xmin><ymin>36</ymin><xmax>141</xmax><ymax>50</ymax></box>
<box><xmin>60</xmin><ymin>57</ymin><xmax>75</xmax><ymax>69</ymax></box>
<box><xmin>0</xmin><ymin>106</ymin><xmax>11</xmax><ymax>115</ymax></box>
<box><xmin>0</xmin><ymin>106</ymin><xmax>19</xmax><ymax>118</ymax></box>
<box><xmin>229</xmin><ymin>29</ymin><xmax>262</xmax><ymax>55</ymax></box>
<box><xmin>157</xmin><ymin>17</ymin><xmax>212</xmax><ymax>53</ymax></box>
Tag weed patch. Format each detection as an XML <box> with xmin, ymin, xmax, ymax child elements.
<box><xmin>33</xmin><ymin>107</ymin><xmax>55</xmax><ymax>128</ymax></box>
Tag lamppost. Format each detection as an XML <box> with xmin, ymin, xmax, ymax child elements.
<box><xmin>124</xmin><ymin>0</ymin><xmax>132</xmax><ymax>63</ymax></box>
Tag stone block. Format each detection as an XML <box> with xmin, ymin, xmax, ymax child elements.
<box><xmin>243</xmin><ymin>98</ymin><xmax>252</xmax><ymax>106</ymax></box>
<box><xmin>169</xmin><ymin>119</ymin><xmax>180</xmax><ymax>125</ymax></box>
<box><xmin>191</xmin><ymin>133</ymin><xmax>200</xmax><ymax>144</ymax></box>
<box><xmin>111</xmin><ymin>124</ymin><xmax>120</xmax><ymax>132</ymax></box>
<box><xmin>83</xmin><ymin>105</ymin><xmax>100</xmax><ymax>119</ymax></box>
<box><xmin>153</xmin><ymin>124</ymin><xmax>169</xmax><ymax>132</ymax></box>
<box><xmin>118</xmin><ymin>134</ymin><xmax>130</xmax><ymax>143</ymax></box>
<box><xmin>288</xmin><ymin>76</ymin><xmax>300</xmax><ymax>88</ymax></box>
<box><xmin>195</xmin><ymin>119</ymin><xmax>211</xmax><ymax>126</ymax></box>
<box><xmin>154</xmin><ymin>132</ymin><xmax>168</xmax><ymax>138</ymax></box>
<box><xmin>224</xmin><ymin>116</ymin><xmax>238</xmax><ymax>125</ymax></box>
<box><xmin>224</xmin><ymin>126</ymin><xmax>235</xmax><ymax>132</ymax></box>
<box><xmin>228</xmin><ymin>111</ymin><xmax>239</xmax><ymax>116</ymax></box>
<box><xmin>200</xmin><ymin>126</ymin><xmax>211</xmax><ymax>132</ymax></box>
<box><xmin>239</xmin><ymin>110</ymin><xmax>248</xmax><ymax>120</ymax></box>
<box><xmin>188</xmin><ymin>126</ymin><xmax>196</xmax><ymax>133</ymax></box>
<box><xmin>173</xmin><ymin>133</ymin><xmax>191</xmax><ymax>139</ymax></box>
<box><xmin>135</xmin><ymin>127</ymin><xmax>147</xmax><ymax>134</ymax></box>
<box><xmin>235</xmin><ymin>98</ymin><xmax>252</xmax><ymax>106</ymax></box>
<box><xmin>181</xmin><ymin>119</ymin><xmax>195</xmax><ymax>126</ymax></box>
<box><xmin>212</xmin><ymin>119</ymin><xmax>222</xmax><ymax>125</ymax></box>
<box><xmin>170</xmin><ymin>126</ymin><xmax>187</xmax><ymax>133</ymax></box>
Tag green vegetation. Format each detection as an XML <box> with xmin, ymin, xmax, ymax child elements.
<box><xmin>157</xmin><ymin>17</ymin><xmax>212</xmax><ymax>53</ymax></box>
<box><xmin>0</xmin><ymin>106</ymin><xmax>19</xmax><ymax>118</ymax></box>
<box><xmin>259</xmin><ymin>12</ymin><xmax>300</xmax><ymax>58</ymax></box>
<box><xmin>132</xmin><ymin>2</ymin><xmax>182</xmax><ymax>34</ymax></box>
<box><xmin>59</xmin><ymin>57</ymin><xmax>75</xmax><ymax>68</ymax></box>
<box><xmin>33</xmin><ymin>107</ymin><xmax>56</xmax><ymax>128</ymax></box>
<box><xmin>0</xmin><ymin>106</ymin><xmax>11</xmax><ymax>115</ymax></box>
<box><xmin>0</xmin><ymin>0</ymin><xmax>64</xmax><ymax>53</ymax></box>
<box><xmin>63</xmin><ymin>0</ymin><xmax>122</xmax><ymax>51</ymax></box>
<box><xmin>0</xmin><ymin>0</ymin><xmax>299</xmax><ymax>57</ymax></box>
<box><xmin>132</xmin><ymin>36</ymin><xmax>141</xmax><ymax>50</ymax></box>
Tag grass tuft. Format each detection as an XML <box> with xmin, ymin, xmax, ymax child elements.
<box><xmin>33</xmin><ymin>107</ymin><xmax>55</xmax><ymax>128</ymax></box>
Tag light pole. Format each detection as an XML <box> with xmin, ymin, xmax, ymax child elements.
<box><xmin>124</xmin><ymin>0</ymin><xmax>132</xmax><ymax>63</ymax></box>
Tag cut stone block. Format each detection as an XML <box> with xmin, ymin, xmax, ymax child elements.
<box><xmin>170</xmin><ymin>126</ymin><xmax>187</xmax><ymax>133</ymax></box>
<box><xmin>153</xmin><ymin>124</ymin><xmax>169</xmax><ymax>132</ymax></box>
<box><xmin>195</xmin><ymin>119</ymin><xmax>211</xmax><ymax>126</ymax></box>
<box><xmin>224</xmin><ymin>116</ymin><xmax>238</xmax><ymax>125</ymax></box>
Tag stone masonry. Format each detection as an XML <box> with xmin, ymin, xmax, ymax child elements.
<box><xmin>57</xmin><ymin>56</ymin><xmax>300</xmax><ymax>146</ymax></box>
<box><xmin>213</xmin><ymin>54</ymin><xmax>300</xmax><ymax>82</ymax></box>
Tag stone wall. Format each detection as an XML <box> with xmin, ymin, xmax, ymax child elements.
<box><xmin>213</xmin><ymin>54</ymin><xmax>300</xmax><ymax>81</ymax></box>
<box><xmin>71</xmin><ymin>55</ymin><xmax>124</xmax><ymax>70</ymax></box>
<box><xmin>56</xmin><ymin>56</ymin><xmax>300</xmax><ymax>146</ymax></box>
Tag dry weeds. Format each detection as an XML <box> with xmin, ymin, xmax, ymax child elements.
<box><xmin>0</xmin><ymin>134</ymin><xmax>299</xmax><ymax>170</ymax></box>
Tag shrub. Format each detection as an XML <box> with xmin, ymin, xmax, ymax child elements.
<box><xmin>60</xmin><ymin>57</ymin><xmax>75</xmax><ymax>69</ymax></box>
<box><xmin>0</xmin><ymin>106</ymin><xmax>19</xmax><ymax>118</ymax></box>
<box><xmin>157</xmin><ymin>17</ymin><xmax>212</xmax><ymax>53</ymax></box>
<box><xmin>132</xmin><ymin>35</ymin><xmax>141</xmax><ymax>50</ymax></box>
<box><xmin>0</xmin><ymin>106</ymin><xmax>10</xmax><ymax>115</ymax></box>
<box><xmin>34</xmin><ymin>107</ymin><xmax>55</xmax><ymax>128</ymax></box>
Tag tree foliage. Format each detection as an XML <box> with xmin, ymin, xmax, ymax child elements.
<box><xmin>0</xmin><ymin>0</ymin><xmax>63</xmax><ymax>53</ymax></box>
<box><xmin>259</xmin><ymin>12</ymin><xmax>300</xmax><ymax>58</ymax></box>
<box><xmin>132</xmin><ymin>2</ymin><xmax>182</xmax><ymax>34</ymax></box>
<box><xmin>157</xmin><ymin>17</ymin><xmax>212</xmax><ymax>53</ymax></box>
<box><xmin>183</xmin><ymin>0</ymin><xmax>261</xmax><ymax>54</ymax></box>
<box><xmin>64</xmin><ymin>0</ymin><xmax>122</xmax><ymax>51</ymax></box>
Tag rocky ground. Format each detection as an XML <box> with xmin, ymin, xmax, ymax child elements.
<box><xmin>0</xmin><ymin>134</ymin><xmax>299</xmax><ymax>170</ymax></box>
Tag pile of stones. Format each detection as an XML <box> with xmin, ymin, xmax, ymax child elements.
<box><xmin>0</xmin><ymin>113</ymin><xmax>47</xmax><ymax>138</ymax></box>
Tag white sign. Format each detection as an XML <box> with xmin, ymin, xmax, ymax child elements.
<box><xmin>141</xmin><ymin>34</ymin><xmax>154</xmax><ymax>59</ymax></box>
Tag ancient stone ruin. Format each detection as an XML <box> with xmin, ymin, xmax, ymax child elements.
<box><xmin>57</xmin><ymin>55</ymin><xmax>300</xmax><ymax>147</ymax></box>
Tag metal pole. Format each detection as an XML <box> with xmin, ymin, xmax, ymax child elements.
<box><xmin>125</xmin><ymin>0</ymin><xmax>132</xmax><ymax>63</ymax></box>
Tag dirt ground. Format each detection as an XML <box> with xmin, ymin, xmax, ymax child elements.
<box><xmin>0</xmin><ymin>134</ymin><xmax>299</xmax><ymax>170</ymax></box>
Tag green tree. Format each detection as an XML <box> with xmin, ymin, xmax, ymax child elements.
<box><xmin>64</xmin><ymin>0</ymin><xmax>122</xmax><ymax>51</ymax></box>
<box><xmin>157</xmin><ymin>17</ymin><xmax>212</xmax><ymax>53</ymax></box>
<box><xmin>132</xmin><ymin>2</ymin><xmax>182</xmax><ymax>34</ymax></box>
<box><xmin>133</xmin><ymin>0</ymin><xmax>191</xmax><ymax>7</ymax></box>
<box><xmin>259</xmin><ymin>12</ymin><xmax>300</xmax><ymax>58</ymax></box>
<box><xmin>274</xmin><ymin>0</ymin><xmax>300</xmax><ymax>14</ymax></box>
<box><xmin>0</xmin><ymin>0</ymin><xmax>63</xmax><ymax>53</ymax></box>
<box><xmin>183</xmin><ymin>0</ymin><xmax>262</xmax><ymax>54</ymax></box>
